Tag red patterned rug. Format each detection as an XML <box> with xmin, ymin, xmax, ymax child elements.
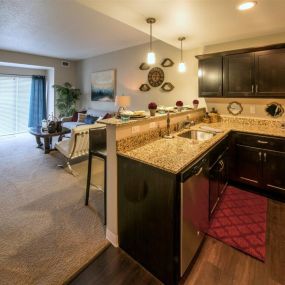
<box><xmin>207</xmin><ymin>186</ymin><xmax>267</xmax><ymax>261</ymax></box>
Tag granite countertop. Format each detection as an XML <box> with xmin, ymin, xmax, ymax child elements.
<box><xmin>118</xmin><ymin>121</ymin><xmax>285</xmax><ymax>174</ymax></box>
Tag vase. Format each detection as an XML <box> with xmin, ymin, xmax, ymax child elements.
<box><xmin>193</xmin><ymin>103</ymin><xmax>199</xmax><ymax>109</ymax></box>
<box><xmin>149</xmin><ymin>109</ymin><xmax>156</xmax><ymax>116</ymax></box>
<box><xmin>177</xmin><ymin>106</ymin><xmax>183</xmax><ymax>112</ymax></box>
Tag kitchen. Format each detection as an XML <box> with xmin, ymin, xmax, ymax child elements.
<box><xmin>99</xmin><ymin>40</ymin><xmax>285</xmax><ymax>284</ymax></box>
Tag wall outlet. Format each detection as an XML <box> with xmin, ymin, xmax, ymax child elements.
<box><xmin>131</xmin><ymin>126</ymin><xmax>140</xmax><ymax>134</ymax></box>
<box><xmin>149</xmin><ymin>122</ymin><xmax>157</xmax><ymax>129</ymax></box>
<box><xmin>250</xmin><ymin>105</ymin><xmax>256</xmax><ymax>114</ymax></box>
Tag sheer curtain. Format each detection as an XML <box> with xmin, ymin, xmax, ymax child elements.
<box><xmin>0</xmin><ymin>75</ymin><xmax>32</xmax><ymax>136</ymax></box>
<box><xmin>28</xmin><ymin>75</ymin><xmax>47</xmax><ymax>128</ymax></box>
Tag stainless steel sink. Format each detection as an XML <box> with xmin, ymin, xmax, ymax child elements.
<box><xmin>178</xmin><ymin>130</ymin><xmax>216</xmax><ymax>141</ymax></box>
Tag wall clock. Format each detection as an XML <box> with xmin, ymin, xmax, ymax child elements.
<box><xmin>148</xmin><ymin>67</ymin><xmax>164</xmax><ymax>87</ymax></box>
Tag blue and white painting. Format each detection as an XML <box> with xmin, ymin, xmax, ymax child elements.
<box><xmin>91</xmin><ymin>69</ymin><xmax>116</xmax><ymax>102</ymax></box>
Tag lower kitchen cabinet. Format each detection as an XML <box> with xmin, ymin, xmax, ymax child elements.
<box><xmin>118</xmin><ymin>155</ymin><xmax>180</xmax><ymax>285</ymax></box>
<box><xmin>235</xmin><ymin>144</ymin><xmax>263</xmax><ymax>187</ymax></box>
<box><xmin>263</xmin><ymin>150</ymin><xmax>285</xmax><ymax>193</ymax></box>
<box><xmin>230</xmin><ymin>132</ymin><xmax>285</xmax><ymax>197</ymax></box>
<box><xmin>209</xmin><ymin>145</ymin><xmax>229</xmax><ymax>216</ymax></box>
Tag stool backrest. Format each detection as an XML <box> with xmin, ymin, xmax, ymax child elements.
<box><xmin>89</xmin><ymin>127</ymin><xmax>106</xmax><ymax>153</ymax></box>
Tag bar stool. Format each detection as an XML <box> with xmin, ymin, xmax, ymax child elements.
<box><xmin>85</xmin><ymin>127</ymin><xmax>107</xmax><ymax>225</ymax></box>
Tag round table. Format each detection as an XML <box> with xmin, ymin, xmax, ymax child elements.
<box><xmin>28</xmin><ymin>127</ymin><xmax>71</xmax><ymax>154</ymax></box>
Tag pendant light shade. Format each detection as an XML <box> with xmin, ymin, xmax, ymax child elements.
<box><xmin>146</xmin><ymin>18</ymin><xmax>156</xmax><ymax>65</ymax></box>
<box><xmin>178</xmin><ymin>37</ymin><xmax>186</xmax><ymax>73</ymax></box>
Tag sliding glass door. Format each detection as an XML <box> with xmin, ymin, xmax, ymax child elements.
<box><xmin>0</xmin><ymin>75</ymin><xmax>32</xmax><ymax>136</ymax></box>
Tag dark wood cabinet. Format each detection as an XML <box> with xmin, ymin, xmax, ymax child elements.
<box><xmin>223</xmin><ymin>53</ymin><xmax>255</xmax><ymax>97</ymax></box>
<box><xmin>198</xmin><ymin>56</ymin><xmax>222</xmax><ymax>97</ymax></box>
<box><xmin>196</xmin><ymin>43</ymin><xmax>285</xmax><ymax>98</ymax></box>
<box><xmin>230</xmin><ymin>132</ymin><xmax>285</xmax><ymax>197</ymax></box>
<box><xmin>118</xmin><ymin>156</ymin><xmax>180</xmax><ymax>285</ymax></box>
<box><xmin>209</xmin><ymin>148</ymin><xmax>229</xmax><ymax>216</ymax></box>
<box><xmin>235</xmin><ymin>145</ymin><xmax>262</xmax><ymax>187</ymax></box>
<box><xmin>263</xmin><ymin>150</ymin><xmax>285</xmax><ymax>193</ymax></box>
<box><xmin>255</xmin><ymin>48</ymin><xmax>285</xmax><ymax>97</ymax></box>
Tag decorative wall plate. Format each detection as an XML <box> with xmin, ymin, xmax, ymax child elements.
<box><xmin>139</xmin><ymin>63</ymin><xmax>150</xmax><ymax>70</ymax></box>
<box><xmin>139</xmin><ymin>84</ymin><xmax>151</xmax><ymax>92</ymax></box>
<box><xmin>148</xmin><ymin>67</ymin><xmax>164</xmax><ymax>87</ymax></box>
<box><xmin>227</xmin><ymin>101</ymin><xmax>243</xmax><ymax>116</ymax></box>
<box><xmin>161</xmin><ymin>82</ymin><xmax>174</xmax><ymax>92</ymax></box>
<box><xmin>161</xmin><ymin>58</ymin><xmax>174</xmax><ymax>67</ymax></box>
<box><xmin>265</xmin><ymin>102</ymin><xmax>284</xmax><ymax>117</ymax></box>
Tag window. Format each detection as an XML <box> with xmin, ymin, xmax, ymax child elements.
<box><xmin>0</xmin><ymin>75</ymin><xmax>32</xmax><ymax>136</ymax></box>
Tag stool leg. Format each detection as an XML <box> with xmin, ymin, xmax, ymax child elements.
<box><xmin>104</xmin><ymin>157</ymin><xmax>107</xmax><ymax>225</ymax></box>
<box><xmin>85</xmin><ymin>153</ymin><xmax>92</xmax><ymax>205</ymax></box>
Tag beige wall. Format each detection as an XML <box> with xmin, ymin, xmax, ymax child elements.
<box><xmin>0</xmin><ymin>65</ymin><xmax>46</xmax><ymax>76</ymax></box>
<box><xmin>76</xmin><ymin>40</ymin><xmax>205</xmax><ymax>112</ymax></box>
<box><xmin>0</xmin><ymin>50</ymin><xmax>77</xmax><ymax>85</ymax></box>
<box><xmin>192</xmin><ymin>32</ymin><xmax>285</xmax><ymax>119</ymax></box>
<box><xmin>0</xmin><ymin>49</ymin><xmax>77</xmax><ymax>115</ymax></box>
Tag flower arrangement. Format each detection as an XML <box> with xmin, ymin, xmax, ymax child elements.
<box><xmin>148</xmin><ymin>102</ymin><xmax>157</xmax><ymax>116</ymax></box>
<box><xmin>176</xmin><ymin>100</ymin><xmax>184</xmax><ymax>107</ymax></box>
<box><xmin>176</xmin><ymin>100</ymin><xmax>183</xmax><ymax>112</ymax></box>
<box><xmin>148</xmin><ymin>102</ymin><xmax>157</xmax><ymax>110</ymax></box>
<box><xmin>193</xmin><ymin>99</ymin><xmax>199</xmax><ymax>109</ymax></box>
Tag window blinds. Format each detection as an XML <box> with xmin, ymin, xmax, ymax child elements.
<box><xmin>0</xmin><ymin>75</ymin><xmax>32</xmax><ymax>136</ymax></box>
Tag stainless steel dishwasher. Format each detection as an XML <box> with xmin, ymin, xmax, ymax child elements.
<box><xmin>180</xmin><ymin>157</ymin><xmax>209</xmax><ymax>276</ymax></box>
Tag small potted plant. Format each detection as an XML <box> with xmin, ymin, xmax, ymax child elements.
<box><xmin>193</xmin><ymin>99</ymin><xmax>199</xmax><ymax>109</ymax></box>
<box><xmin>148</xmin><ymin>102</ymin><xmax>157</xmax><ymax>116</ymax></box>
<box><xmin>176</xmin><ymin>100</ymin><xmax>184</xmax><ymax>112</ymax></box>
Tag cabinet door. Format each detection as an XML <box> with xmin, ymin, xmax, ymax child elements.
<box><xmin>235</xmin><ymin>144</ymin><xmax>263</xmax><ymax>187</ymax></box>
<box><xmin>263</xmin><ymin>150</ymin><xmax>285</xmax><ymax>194</ymax></box>
<box><xmin>255</xmin><ymin>48</ymin><xmax>285</xmax><ymax>97</ymax></box>
<box><xmin>223</xmin><ymin>53</ymin><xmax>255</xmax><ymax>97</ymax></box>
<box><xmin>198</xmin><ymin>57</ymin><xmax>223</xmax><ymax>97</ymax></box>
<box><xmin>209</xmin><ymin>163</ymin><xmax>220</xmax><ymax>215</ymax></box>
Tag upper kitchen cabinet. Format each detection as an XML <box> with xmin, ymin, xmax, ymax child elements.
<box><xmin>255</xmin><ymin>48</ymin><xmax>285</xmax><ymax>97</ymax></box>
<box><xmin>198</xmin><ymin>56</ymin><xmax>222</xmax><ymax>97</ymax></box>
<box><xmin>196</xmin><ymin>44</ymin><xmax>285</xmax><ymax>98</ymax></box>
<box><xmin>223</xmin><ymin>53</ymin><xmax>255</xmax><ymax>97</ymax></box>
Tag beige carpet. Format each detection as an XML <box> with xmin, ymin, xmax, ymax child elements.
<box><xmin>0</xmin><ymin>133</ymin><xmax>109</xmax><ymax>285</ymax></box>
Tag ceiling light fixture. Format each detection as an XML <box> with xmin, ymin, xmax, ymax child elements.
<box><xmin>146</xmin><ymin>18</ymin><xmax>156</xmax><ymax>65</ymax></box>
<box><xmin>178</xmin><ymin>37</ymin><xmax>186</xmax><ymax>73</ymax></box>
<box><xmin>238</xmin><ymin>1</ymin><xmax>257</xmax><ymax>11</ymax></box>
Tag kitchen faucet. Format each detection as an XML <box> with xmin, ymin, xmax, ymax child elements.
<box><xmin>164</xmin><ymin>112</ymin><xmax>174</xmax><ymax>139</ymax></box>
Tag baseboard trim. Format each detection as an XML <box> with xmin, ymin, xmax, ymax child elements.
<box><xmin>106</xmin><ymin>228</ymin><xmax>119</xmax><ymax>247</ymax></box>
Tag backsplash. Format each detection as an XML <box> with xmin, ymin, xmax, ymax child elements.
<box><xmin>206</xmin><ymin>98</ymin><xmax>285</xmax><ymax>119</ymax></box>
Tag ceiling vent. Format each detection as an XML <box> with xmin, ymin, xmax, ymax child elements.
<box><xmin>61</xmin><ymin>61</ymin><xmax>70</xmax><ymax>68</ymax></box>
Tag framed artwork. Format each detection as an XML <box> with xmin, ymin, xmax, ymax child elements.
<box><xmin>91</xmin><ymin>69</ymin><xmax>116</xmax><ymax>102</ymax></box>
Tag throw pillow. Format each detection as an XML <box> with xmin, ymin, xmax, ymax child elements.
<box><xmin>103</xmin><ymin>113</ymin><xmax>113</xmax><ymax>119</ymax></box>
<box><xmin>84</xmin><ymin>115</ymin><xmax>98</xmax><ymax>124</ymax></box>
<box><xmin>77</xmin><ymin>113</ymin><xmax>87</xmax><ymax>123</ymax></box>
<box><xmin>72</xmin><ymin>110</ymin><xmax>87</xmax><ymax>122</ymax></box>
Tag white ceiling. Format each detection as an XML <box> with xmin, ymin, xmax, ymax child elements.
<box><xmin>1</xmin><ymin>0</ymin><xmax>285</xmax><ymax>60</ymax></box>
<box><xmin>79</xmin><ymin>0</ymin><xmax>285</xmax><ymax>50</ymax></box>
<box><xmin>0</xmin><ymin>0</ymin><xmax>150</xmax><ymax>60</ymax></box>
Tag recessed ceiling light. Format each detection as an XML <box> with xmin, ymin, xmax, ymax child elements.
<box><xmin>238</xmin><ymin>1</ymin><xmax>257</xmax><ymax>11</ymax></box>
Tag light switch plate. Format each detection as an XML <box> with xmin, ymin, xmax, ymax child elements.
<box><xmin>250</xmin><ymin>105</ymin><xmax>256</xmax><ymax>114</ymax></box>
<box><xmin>149</xmin><ymin>122</ymin><xmax>157</xmax><ymax>129</ymax></box>
<box><xmin>132</xmin><ymin>126</ymin><xmax>140</xmax><ymax>134</ymax></box>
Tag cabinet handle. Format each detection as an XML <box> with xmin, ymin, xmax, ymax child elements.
<box><xmin>218</xmin><ymin>160</ymin><xmax>224</xmax><ymax>172</ymax></box>
<box><xmin>256</xmin><ymin>84</ymin><xmax>258</xmax><ymax>93</ymax></box>
<box><xmin>258</xmin><ymin>152</ymin><xmax>262</xmax><ymax>161</ymax></box>
<box><xmin>264</xmin><ymin>152</ymin><xmax>267</xmax><ymax>162</ymax></box>
<box><xmin>257</xmin><ymin>140</ymin><xmax>268</xmax><ymax>144</ymax></box>
<box><xmin>195</xmin><ymin>167</ymin><xmax>203</xmax><ymax>176</ymax></box>
<box><xmin>251</xmin><ymin>84</ymin><xmax>254</xmax><ymax>93</ymax></box>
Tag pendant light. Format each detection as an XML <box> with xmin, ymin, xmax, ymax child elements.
<box><xmin>146</xmin><ymin>18</ymin><xmax>156</xmax><ymax>65</ymax></box>
<box><xmin>178</xmin><ymin>37</ymin><xmax>186</xmax><ymax>73</ymax></box>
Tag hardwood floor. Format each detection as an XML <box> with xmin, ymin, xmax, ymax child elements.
<box><xmin>69</xmin><ymin>199</ymin><xmax>285</xmax><ymax>285</ymax></box>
